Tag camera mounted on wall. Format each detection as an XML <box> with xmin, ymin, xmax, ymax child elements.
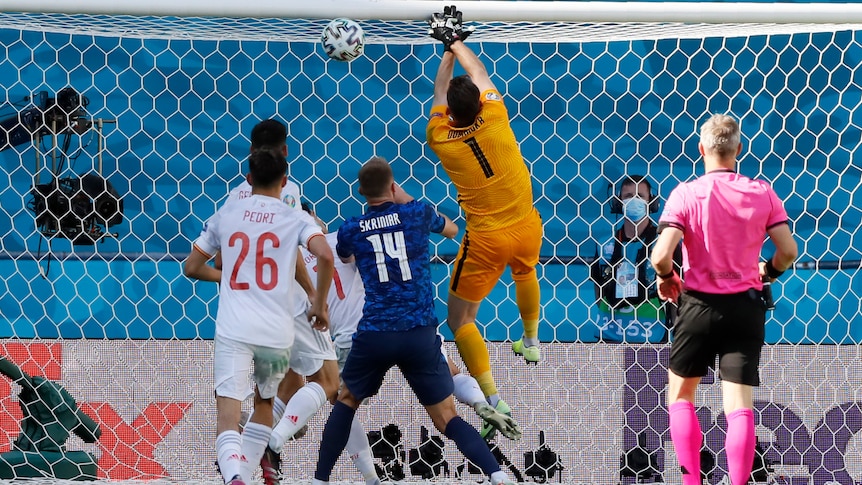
<box><xmin>524</xmin><ymin>430</ymin><xmax>563</xmax><ymax>483</ymax></box>
<box><xmin>408</xmin><ymin>425</ymin><xmax>449</xmax><ymax>479</ymax></box>
<box><xmin>28</xmin><ymin>173</ymin><xmax>123</xmax><ymax>245</ymax></box>
<box><xmin>367</xmin><ymin>423</ymin><xmax>406</xmax><ymax>481</ymax></box>
<box><xmin>0</xmin><ymin>87</ymin><xmax>91</xmax><ymax>151</ymax></box>
<box><xmin>1</xmin><ymin>88</ymin><xmax>123</xmax><ymax>245</ymax></box>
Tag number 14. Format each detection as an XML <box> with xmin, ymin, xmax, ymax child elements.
<box><xmin>366</xmin><ymin>232</ymin><xmax>412</xmax><ymax>282</ymax></box>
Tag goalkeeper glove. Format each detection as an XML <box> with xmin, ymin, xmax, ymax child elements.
<box><xmin>445</xmin><ymin>6</ymin><xmax>475</xmax><ymax>48</ymax></box>
<box><xmin>428</xmin><ymin>9</ymin><xmax>474</xmax><ymax>50</ymax></box>
<box><xmin>428</xmin><ymin>12</ymin><xmax>459</xmax><ymax>48</ymax></box>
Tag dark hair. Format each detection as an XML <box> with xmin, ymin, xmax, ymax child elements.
<box><xmin>250</xmin><ymin>119</ymin><xmax>287</xmax><ymax>150</ymax></box>
<box><xmin>447</xmin><ymin>75</ymin><xmax>481</xmax><ymax>126</ymax></box>
<box><xmin>619</xmin><ymin>174</ymin><xmax>653</xmax><ymax>196</ymax></box>
<box><xmin>358</xmin><ymin>156</ymin><xmax>393</xmax><ymax>198</ymax></box>
<box><xmin>248</xmin><ymin>148</ymin><xmax>287</xmax><ymax>188</ymax></box>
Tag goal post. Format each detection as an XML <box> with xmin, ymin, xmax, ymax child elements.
<box><xmin>0</xmin><ymin>1</ymin><xmax>861</xmax><ymax>483</ymax></box>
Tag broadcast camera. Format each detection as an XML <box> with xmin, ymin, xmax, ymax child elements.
<box><xmin>0</xmin><ymin>88</ymin><xmax>91</xmax><ymax>151</ymax></box>
<box><xmin>1</xmin><ymin>88</ymin><xmax>123</xmax><ymax>245</ymax></box>
<box><xmin>408</xmin><ymin>426</ymin><xmax>448</xmax><ymax>479</ymax></box>
<box><xmin>367</xmin><ymin>423</ymin><xmax>405</xmax><ymax>481</ymax></box>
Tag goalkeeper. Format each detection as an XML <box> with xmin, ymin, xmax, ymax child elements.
<box><xmin>426</xmin><ymin>5</ymin><xmax>543</xmax><ymax>440</ymax></box>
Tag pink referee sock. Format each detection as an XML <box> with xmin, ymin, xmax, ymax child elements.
<box><xmin>725</xmin><ymin>408</ymin><xmax>756</xmax><ymax>485</ymax></box>
<box><xmin>669</xmin><ymin>401</ymin><xmax>702</xmax><ymax>485</ymax></box>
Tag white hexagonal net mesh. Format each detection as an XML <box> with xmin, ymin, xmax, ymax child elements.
<box><xmin>0</xmin><ymin>3</ymin><xmax>861</xmax><ymax>484</ymax></box>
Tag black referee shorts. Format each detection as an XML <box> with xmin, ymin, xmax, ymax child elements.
<box><xmin>669</xmin><ymin>289</ymin><xmax>766</xmax><ymax>386</ymax></box>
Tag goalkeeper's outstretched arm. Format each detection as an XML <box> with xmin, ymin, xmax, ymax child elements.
<box><xmin>433</xmin><ymin>51</ymin><xmax>455</xmax><ymax>107</ymax></box>
<box><xmin>450</xmin><ymin>41</ymin><xmax>495</xmax><ymax>93</ymax></box>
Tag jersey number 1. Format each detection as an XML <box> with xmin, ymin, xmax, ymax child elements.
<box><xmin>464</xmin><ymin>136</ymin><xmax>494</xmax><ymax>178</ymax></box>
<box><xmin>228</xmin><ymin>232</ymin><xmax>280</xmax><ymax>290</ymax></box>
<box><xmin>366</xmin><ymin>232</ymin><xmax>412</xmax><ymax>283</ymax></box>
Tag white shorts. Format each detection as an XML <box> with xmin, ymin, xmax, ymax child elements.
<box><xmin>336</xmin><ymin>345</ymin><xmax>351</xmax><ymax>372</ymax></box>
<box><xmin>290</xmin><ymin>312</ymin><xmax>337</xmax><ymax>377</ymax></box>
<box><xmin>213</xmin><ymin>334</ymin><xmax>291</xmax><ymax>401</ymax></box>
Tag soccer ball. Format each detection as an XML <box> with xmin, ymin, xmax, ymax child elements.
<box><xmin>321</xmin><ymin>18</ymin><xmax>365</xmax><ymax>62</ymax></box>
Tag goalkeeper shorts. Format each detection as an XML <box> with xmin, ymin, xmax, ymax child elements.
<box><xmin>449</xmin><ymin>207</ymin><xmax>543</xmax><ymax>302</ymax></box>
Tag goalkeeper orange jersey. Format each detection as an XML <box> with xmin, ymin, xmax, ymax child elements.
<box><xmin>427</xmin><ymin>89</ymin><xmax>535</xmax><ymax>232</ymax></box>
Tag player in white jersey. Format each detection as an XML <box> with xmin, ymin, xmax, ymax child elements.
<box><xmin>223</xmin><ymin>120</ymin><xmax>342</xmax><ymax>485</ymax></box>
<box><xmin>185</xmin><ymin>148</ymin><xmax>334</xmax><ymax>485</ymax></box>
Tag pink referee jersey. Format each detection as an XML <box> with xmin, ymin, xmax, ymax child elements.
<box><xmin>659</xmin><ymin>169</ymin><xmax>789</xmax><ymax>294</ymax></box>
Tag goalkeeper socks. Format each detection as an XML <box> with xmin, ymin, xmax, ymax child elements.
<box><xmin>454</xmin><ymin>322</ymin><xmax>497</xmax><ymax>398</ymax></box>
<box><xmin>215</xmin><ymin>430</ymin><xmax>243</xmax><ymax>484</ymax></box>
<box><xmin>521</xmin><ymin>335</ymin><xmax>539</xmax><ymax>348</ymax></box>
<box><xmin>669</xmin><ymin>401</ymin><xmax>703</xmax><ymax>485</ymax></box>
<box><xmin>240</xmin><ymin>421</ymin><xmax>271</xmax><ymax>482</ymax></box>
<box><xmin>270</xmin><ymin>381</ymin><xmax>326</xmax><ymax>452</ymax></box>
<box><xmin>515</xmin><ymin>277</ymin><xmax>541</xmax><ymax>339</ymax></box>
<box><xmin>725</xmin><ymin>408</ymin><xmax>756</xmax><ymax>485</ymax></box>
<box><xmin>444</xmin><ymin>416</ymin><xmax>501</xmax><ymax>476</ymax></box>
<box><xmin>315</xmin><ymin>401</ymin><xmax>356</xmax><ymax>481</ymax></box>
<box><xmin>452</xmin><ymin>372</ymin><xmax>485</xmax><ymax>407</ymax></box>
<box><xmin>272</xmin><ymin>397</ymin><xmax>286</xmax><ymax>423</ymax></box>
<box><xmin>345</xmin><ymin>414</ymin><xmax>378</xmax><ymax>484</ymax></box>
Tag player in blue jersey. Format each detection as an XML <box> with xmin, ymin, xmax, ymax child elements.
<box><xmin>312</xmin><ymin>157</ymin><xmax>518</xmax><ymax>485</ymax></box>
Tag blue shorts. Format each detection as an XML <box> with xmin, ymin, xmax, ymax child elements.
<box><xmin>341</xmin><ymin>325</ymin><xmax>453</xmax><ymax>406</ymax></box>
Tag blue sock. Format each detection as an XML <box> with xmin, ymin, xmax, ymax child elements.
<box><xmin>315</xmin><ymin>401</ymin><xmax>356</xmax><ymax>481</ymax></box>
<box><xmin>444</xmin><ymin>416</ymin><xmax>501</xmax><ymax>476</ymax></box>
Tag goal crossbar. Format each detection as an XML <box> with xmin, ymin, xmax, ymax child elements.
<box><xmin>2</xmin><ymin>2</ymin><xmax>862</xmax><ymax>43</ymax></box>
<box><xmin>5</xmin><ymin>0</ymin><xmax>862</xmax><ymax>24</ymax></box>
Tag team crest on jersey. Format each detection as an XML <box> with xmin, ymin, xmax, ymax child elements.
<box><xmin>283</xmin><ymin>194</ymin><xmax>297</xmax><ymax>207</ymax></box>
<box><xmin>484</xmin><ymin>91</ymin><xmax>501</xmax><ymax>101</ymax></box>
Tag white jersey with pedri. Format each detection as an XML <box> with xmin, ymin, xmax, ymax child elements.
<box><xmin>226</xmin><ymin>179</ymin><xmax>307</xmax><ymax>316</ymax></box>
<box><xmin>227</xmin><ymin>179</ymin><xmax>301</xmax><ymax>209</ymax></box>
<box><xmin>300</xmin><ymin>232</ymin><xmax>364</xmax><ymax>348</ymax></box>
<box><xmin>194</xmin><ymin>194</ymin><xmax>324</xmax><ymax>349</ymax></box>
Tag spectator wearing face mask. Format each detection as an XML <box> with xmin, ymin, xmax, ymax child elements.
<box><xmin>589</xmin><ymin>175</ymin><xmax>682</xmax><ymax>343</ymax></box>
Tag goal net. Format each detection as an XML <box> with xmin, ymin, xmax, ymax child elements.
<box><xmin>0</xmin><ymin>1</ymin><xmax>861</xmax><ymax>483</ymax></box>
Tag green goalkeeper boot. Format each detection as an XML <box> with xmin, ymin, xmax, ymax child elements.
<box><xmin>512</xmin><ymin>339</ymin><xmax>541</xmax><ymax>364</ymax></box>
<box><xmin>477</xmin><ymin>399</ymin><xmax>521</xmax><ymax>441</ymax></box>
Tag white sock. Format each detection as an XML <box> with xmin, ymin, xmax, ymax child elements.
<box><xmin>269</xmin><ymin>381</ymin><xmax>326</xmax><ymax>452</ymax></box>
<box><xmin>240</xmin><ymin>422</ymin><xmax>271</xmax><ymax>482</ymax></box>
<box><xmin>311</xmin><ymin>479</ymin><xmax>329</xmax><ymax>485</ymax></box>
<box><xmin>216</xmin><ymin>430</ymin><xmax>244</xmax><ymax>484</ymax></box>
<box><xmin>487</xmin><ymin>394</ymin><xmax>500</xmax><ymax>408</ymax></box>
<box><xmin>522</xmin><ymin>336</ymin><xmax>539</xmax><ymax>347</ymax></box>
<box><xmin>272</xmin><ymin>397</ymin><xmax>287</xmax><ymax>423</ymax></box>
<box><xmin>345</xmin><ymin>415</ymin><xmax>378</xmax><ymax>483</ymax></box>
<box><xmin>490</xmin><ymin>470</ymin><xmax>509</xmax><ymax>485</ymax></box>
<box><xmin>452</xmin><ymin>373</ymin><xmax>484</xmax><ymax>407</ymax></box>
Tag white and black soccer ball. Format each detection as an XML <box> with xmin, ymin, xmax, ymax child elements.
<box><xmin>321</xmin><ymin>18</ymin><xmax>365</xmax><ymax>62</ymax></box>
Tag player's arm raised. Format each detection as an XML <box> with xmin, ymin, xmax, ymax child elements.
<box><xmin>307</xmin><ymin>234</ymin><xmax>334</xmax><ymax>331</ymax></box>
<box><xmin>449</xmin><ymin>41</ymin><xmax>495</xmax><ymax>93</ymax></box>
<box><xmin>432</xmin><ymin>50</ymin><xmax>455</xmax><ymax>107</ymax></box>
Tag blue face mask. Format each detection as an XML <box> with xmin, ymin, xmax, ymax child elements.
<box><xmin>623</xmin><ymin>197</ymin><xmax>648</xmax><ymax>222</ymax></box>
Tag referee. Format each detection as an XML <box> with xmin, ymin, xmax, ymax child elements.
<box><xmin>650</xmin><ymin>114</ymin><xmax>798</xmax><ymax>485</ymax></box>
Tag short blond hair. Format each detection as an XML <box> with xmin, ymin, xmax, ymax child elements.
<box><xmin>700</xmin><ymin>114</ymin><xmax>740</xmax><ymax>158</ymax></box>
